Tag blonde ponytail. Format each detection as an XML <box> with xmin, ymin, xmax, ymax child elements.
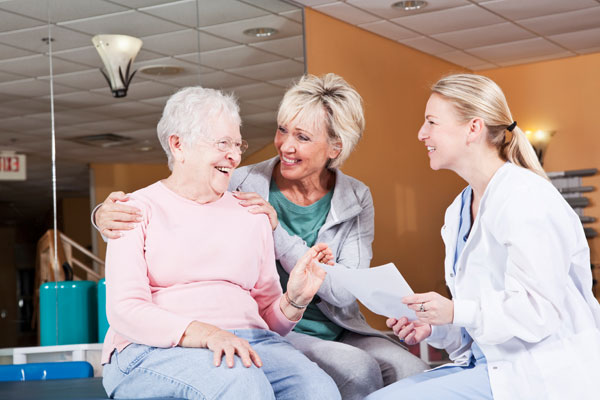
<box><xmin>432</xmin><ymin>74</ymin><xmax>547</xmax><ymax>179</ymax></box>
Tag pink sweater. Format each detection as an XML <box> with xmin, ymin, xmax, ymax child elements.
<box><xmin>102</xmin><ymin>181</ymin><xmax>295</xmax><ymax>364</ymax></box>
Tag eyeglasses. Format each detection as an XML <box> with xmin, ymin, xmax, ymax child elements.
<box><xmin>205</xmin><ymin>137</ymin><xmax>249</xmax><ymax>154</ymax></box>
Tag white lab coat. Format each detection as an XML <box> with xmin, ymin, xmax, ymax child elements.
<box><xmin>427</xmin><ymin>162</ymin><xmax>600</xmax><ymax>400</ymax></box>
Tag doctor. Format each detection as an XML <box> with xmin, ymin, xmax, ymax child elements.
<box><xmin>367</xmin><ymin>73</ymin><xmax>600</xmax><ymax>400</ymax></box>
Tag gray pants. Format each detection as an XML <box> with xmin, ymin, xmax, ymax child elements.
<box><xmin>286</xmin><ymin>331</ymin><xmax>428</xmax><ymax>400</ymax></box>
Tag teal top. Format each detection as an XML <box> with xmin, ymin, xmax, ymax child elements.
<box><xmin>269</xmin><ymin>178</ymin><xmax>344</xmax><ymax>341</ymax></box>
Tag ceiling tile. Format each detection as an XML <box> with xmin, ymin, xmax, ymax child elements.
<box><xmin>313</xmin><ymin>2</ymin><xmax>380</xmax><ymax>25</ymax></box>
<box><xmin>241</xmin><ymin>0</ymin><xmax>301</xmax><ymax>13</ymax></box>
<box><xmin>495</xmin><ymin>51</ymin><xmax>574</xmax><ymax>67</ymax></box>
<box><xmin>478</xmin><ymin>0</ymin><xmax>598</xmax><ymax>20</ymax></box>
<box><xmin>347</xmin><ymin>0</ymin><xmax>468</xmax><ymax>19</ymax></box>
<box><xmin>59</xmin><ymin>10</ymin><xmax>186</xmax><ymax>37</ymax></box>
<box><xmin>470</xmin><ymin>62</ymin><xmax>501</xmax><ymax>70</ymax></box>
<box><xmin>0</xmin><ymin>69</ymin><xmax>26</xmax><ymax>83</ymax></box>
<box><xmin>106</xmin><ymin>80</ymin><xmax>178</xmax><ymax>101</ymax></box>
<box><xmin>163</xmin><ymin>70</ymin><xmax>256</xmax><ymax>89</ymax></box>
<box><xmin>39</xmin><ymin>69</ymin><xmax>110</xmax><ymax>91</ymax></box>
<box><xmin>432</xmin><ymin>22</ymin><xmax>535</xmax><ymax>50</ymax></box>
<box><xmin>192</xmin><ymin>45</ymin><xmax>284</xmax><ymax>70</ymax></box>
<box><xmin>399</xmin><ymin>36</ymin><xmax>454</xmax><ymax>55</ymax></box>
<box><xmin>249</xmin><ymin>35</ymin><xmax>304</xmax><ymax>59</ymax></box>
<box><xmin>140</xmin><ymin>0</ymin><xmax>270</xmax><ymax>28</ymax></box>
<box><xmin>104</xmin><ymin>0</ymin><xmax>182</xmax><ymax>9</ymax></box>
<box><xmin>227</xmin><ymin>59</ymin><xmax>304</xmax><ymax>81</ymax></box>
<box><xmin>243</xmin><ymin>110</ymin><xmax>277</xmax><ymax>126</ymax></box>
<box><xmin>0</xmin><ymin>25</ymin><xmax>93</xmax><ymax>53</ymax></box>
<box><xmin>139</xmin><ymin>95</ymin><xmax>170</xmax><ymax>107</ymax></box>
<box><xmin>41</xmin><ymin>91</ymin><xmax>118</xmax><ymax>109</ymax></box>
<box><xmin>88</xmin><ymin>101</ymin><xmax>162</xmax><ymax>118</ymax></box>
<box><xmin>392</xmin><ymin>4</ymin><xmax>504</xmax><ymax>35</ymax></box>
<box><xmin>549</xmin><ymin>27</ymin><xmax>600</xmax><ymax>52</ymax></box>
<box><xmin>244</xmin><ymin>94</ymin><xmax>283</xmax><ymax>109</ymax></box>
<box><xmin>435</xmin><ymin>50</ymin><xmax>490</xmax><ymax>68</ymax></box>
<box><xmin>468</xmin><ymin>37</ymin><xmax>573</xmax><ymax>65</ymax></box>
<box><xmin>0</xmin><ymin>98</ymin><xmax>51</xmax><ymax>115</ymax></box>
<box><xmin>0</xmin><ymin>78</ymin><xmax>75</xmax><ymax>97</ymax></box>
<box><xmin>0</xmin><ymin>54</ymin><xmax>88</xmax><ymax>78</ymax></box>
<box><xmin>291</xmin><ymin>0</ymin><xmax>338</xmax><ymax>6</ymax></box>
<box><xmin>0</xmin><ymin>9</ymin><xmax>45</xmax><ymax>33</ymax></box>
<box><xmin>518</xmin><ymin>6</ymin><xmax>600</xmax><ymax>36</ymax></box>
<box><xmin>227</xmin><ymin>82</ymin><xmax>286</xmax><ymax>100</ymax></box>
<box><xmin>0</xmin><ymin>115</ymin><xmax>53</xmax><ymax>131</ymax></box>
<box><xmin>200</xmin><ymin>14</ymin><xmax>302</xmax><ymax>44</ymax></box>
<box><xmin>358</xmin><ymin>20</ymin><xmax>420</xmax><ymax>41</ymax></box>
<box><xmin>142</xmin><ymin>29</ymin><xmax>238</xmax><ymax>56</ymax></box>
<box><xmin>0</xmin><ymin>43</ymin><xmax>36</xmax><ymax>61</ymax></box>
<box><xmin>279</xmin><ymin>9</ymin><xmax>303</xmax><ymax>23</ymax></box>
<box><xmin>0</xmin><ymin>0</ymin><xmax>128</xmax><ymax>23</ymax></box>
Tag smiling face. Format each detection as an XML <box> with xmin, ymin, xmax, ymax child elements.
<box><xmin>178</xmin><ymin>116</ymin><xmax>242</xmax><ymax>198</ymax></box>
<box><xmin>274</xmin><ymin>110</ymin><xmax>341</xmax><ymax>183</ymax></box>
<box><xmin>417</xmin><ymin>93</ymin><xmax>470</xmax><ymax>172</ymax></box>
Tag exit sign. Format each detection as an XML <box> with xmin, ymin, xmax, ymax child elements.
<box><xmin>0</xmin><ymin>153</ymin><xmax>26</xmax><ymax>181</ymax></box>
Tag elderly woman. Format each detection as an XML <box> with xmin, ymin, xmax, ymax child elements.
<box><xmin>101</xmin><ymin>86</ymin><xmax>341</xmax><ymax>400</ymax></box>
<box><xmin>96</xmin><ymin>74</ymin><xmax>426</xmax><ymax>399</ymax></box>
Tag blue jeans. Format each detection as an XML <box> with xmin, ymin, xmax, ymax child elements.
<box><xmin>365</xmin><ymin>343</ymin><xmax>493</xmax><ymax>400</ymax></box>
<box><xmin>103</xmin><ymin>329</ymin><xmax>340</xmax><ymax>400</ymax></box>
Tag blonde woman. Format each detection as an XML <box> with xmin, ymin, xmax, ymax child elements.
<box><xmin>95</xmin><ymin>74</ymin><xmax>426</xmax><ymax>399</ymax></box>
<box><xmin>367</xmin><ymin>74</ymin><xmax>600</xmax><ymax>400</ymax></box>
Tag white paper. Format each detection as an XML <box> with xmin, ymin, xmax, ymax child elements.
<box><xmin>320</xmin><ymin>263</ymin><xmax>417</xmax><ymax>320</ymax></box>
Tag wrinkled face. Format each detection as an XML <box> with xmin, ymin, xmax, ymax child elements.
<box><xmin>417</xmin><ymin>93</ymin><xmax>468</xmax><ymax>172</ymax></box>
<box><xmin>274</xmin><ymin>112</ymin><xmax>341</xmax><ymax>182</ymax></box>
<box><xmin>181</xmin><ymin>117</ymin><xmax>242</xmax><ymax>197</ymax></box>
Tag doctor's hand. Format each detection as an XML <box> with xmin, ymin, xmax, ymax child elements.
<box><xmin>403</xmin><ymin>292</ymin><xmax>454</xmax><ymax>326</ymax></box>
<box><xmin>95</xmin><ymin>191</ymin><xmax>142</xmax><ymax>239</ymax></box>
<box><xmin>387</xmin><ymin>317</ymin><xmax>431</xmax><ymax>345</ymax></box>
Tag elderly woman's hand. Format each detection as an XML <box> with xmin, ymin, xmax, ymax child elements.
<box><xmin>280</xmin><ymin>243</ymin><xmax>330</xmax><ymax>321</ymax></box>
<box><xmin>403</xmin><ymin>292</ymin><xmax>454</xmax><ymax>326</ymax></box>
<box><xmin>387</xmin><ymin>317</ymin><xmax>432</xmax><ymax>345</ymax></box>
<box><xmin>96</xmin><ymin>191</ymin><xmax>142</xmax><ymax>239</ymax></box>
<box><xmin>179</xmin><ymin>321</ymin><xmax>262</xmax><ymax>368</ymax></box>
<box><xmin>233</xmin><ymin>191</ymin><xmax>279</xmax><ymax>230</ymax></box>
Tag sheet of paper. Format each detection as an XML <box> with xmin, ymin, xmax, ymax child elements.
<box><xmin>320</xmin><ymin>263</ymin><xmax>417</xmax><ymax>320</ymax></box>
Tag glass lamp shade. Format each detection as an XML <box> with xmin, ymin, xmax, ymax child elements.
<box><xmin>525</xmin><ymin>130</ymin><xmax>555</xmax><ymax>165</ymax></box>
<box><xmin>92</xmin><ymin>34</ymin><xmax>143</xmax><ymax>98</ymax></box>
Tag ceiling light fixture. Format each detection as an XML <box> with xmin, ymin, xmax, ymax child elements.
<box><xmin>243</xmin><ymin>27</ymin><xmax>278</xmax><ymax>38</ymax></box>
<box><xmin>139</xmin><ymin>65</ymin><xmax>184</xmax><ymax>76</ymax></box>
<box><xmin>92</xmin><ymin>34</ymin><xmax>143</xmax><ymax>98</ymax></box>
<box><xmin>392</xmin><ymin>1</ymin><xmax>428</xmax><ymax>11</ymax></box>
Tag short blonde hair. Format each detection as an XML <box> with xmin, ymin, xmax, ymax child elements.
<box><xmin>277</xmin><ymin>73</ymin><xmax>365</xmax><ymax>169</ymax></box>
<box><xmin>432</xmin><ymin>74</ymin><xmax>546</xmax><ymax>179</ymax></box>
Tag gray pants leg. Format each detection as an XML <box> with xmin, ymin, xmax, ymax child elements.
<box><xmin>285</xmin><ymin>331</ymin><xmax>427</xmax><ymax>400</ymax></box>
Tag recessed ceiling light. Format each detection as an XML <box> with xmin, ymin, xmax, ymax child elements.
<box><xmin>139</xmin><ymin>65</ymin><xmax>184</xmax><ymax>76</ymax></box>
<box><xmin>392</xmin><ymin>1</ymin><xmax>428</xmax><ymax>11</ymax></box>
<box><xmin>243</xmin><ymin>27</ymin><xmax>278</xmax><ymax>38</ymax></box>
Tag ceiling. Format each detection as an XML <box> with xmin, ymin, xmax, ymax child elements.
<box><xmin>298</xmin><ymin>0</ymin><xmax>600</xmax><ymax>70</ymax></box>
<box><xmin>1</xmin><ymin>0</ymin><xmax>599</xmax><ymax>224</ymax></box>
<box><xmin>0</xmin><ymin>0</ymin><xmax>305</xmax><ymax>223</ymax></box>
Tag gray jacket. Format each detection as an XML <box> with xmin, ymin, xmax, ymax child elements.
<box><xmin>229</xmin><ymin>156</ymin><xmax>391</xmax><ymax>340</ymax></box>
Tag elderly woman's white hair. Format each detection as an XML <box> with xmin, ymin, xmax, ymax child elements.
<box><xmin>277</xmin><ymin>74</ymin><xmax>365</xmax><ymax>169</ymax></box>
<box><xmin>157</xmin><ymin>86</ymin><xmax>241</xmax><ymax>170</ymax></box>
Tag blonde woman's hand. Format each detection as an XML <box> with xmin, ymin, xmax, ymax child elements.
<box><xmin>233</xmin><ymin>191</ymin><xmax>279</xmax><ymax>230</ymax></box>
<box><xmin>96</xmin><ymin>191</ymin><xmax>142</xmax><ymax>239</ymax></box>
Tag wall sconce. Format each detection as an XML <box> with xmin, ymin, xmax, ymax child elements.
<box><xmin>525</xmin><ymin>130</ymin><xmax>555</xmax><ymax>165</ymax></box>
<box><xmin>92</xmin><ymin>34</ymin><xmax>143</xmax><ymax>98</ymax></box>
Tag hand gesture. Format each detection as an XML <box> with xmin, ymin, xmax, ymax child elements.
<box><xmin>96</xmin><ymin>191</ymin><xmax>142</xmax><ymax>239</ymax></box>
<box><xmin>286</xmin><ymin>243</ymin><xmax>331</xmax><ymax>306</ymax></box>
<box><xmin>403</xmin><ymin>292</ymin><xmax>454</xmax><ymax>326</ymax></box>
<box><xmin>387</xmin><ymin>317</ymin><xmax>432</xmax><ymax>345</ymax></box>
<box><xmin>233</xmin><ymin>191</ymin><xmax>279</xmax><ymax>230</ymax></box>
